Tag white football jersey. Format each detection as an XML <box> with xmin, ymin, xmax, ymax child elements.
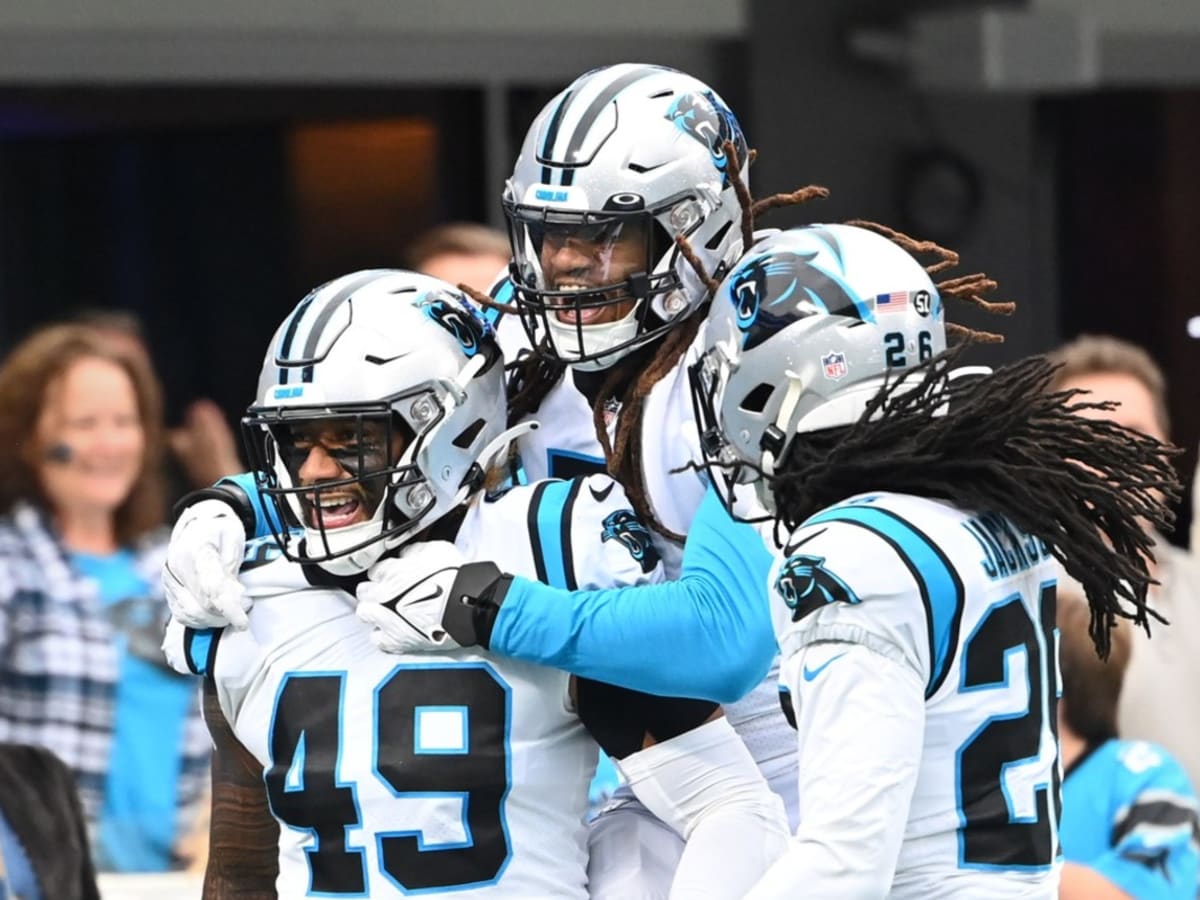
<box><xmin>768</xmin><ymin>491</ymin><xmax>1060</xmax><ymax>898</ymax></box>
<box><xmin>498</xmin><ymin>311</ymin><xmax>708</xmax><ymax>578</ymax></box>
<box><xmin>166</xmin><ymin>474</ymin><xmax>662</xmax><ymax>898</ymax></box>
<box><xmin>497</xmin><ymin>309</ymin><xmax>795</xmax><ymax>818</ymax></box>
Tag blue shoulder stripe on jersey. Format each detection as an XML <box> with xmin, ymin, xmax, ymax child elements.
<box><xmin>526</xmin><ymin>479</ymin><xmax>584</xmax><ymax>590</ymax></box>
<box><xmin>482</xmin><ymin>280</ymin><xmax>513</xmax><ymax>327</ymax></box>
<box><xmin>219</xmin><ymin>471</ymin><xmax>282</xmax><ymax>540</ymax></box>
<box><xmin>805</xmin><ymin>504</ymin><xmax>965</xmax><ymax>697</ymax></box>
<box><xmin>545</xmin><ymin>448</ymin><xmax>606</xmax><ymax>480</ymax></box>
<box><xmin>184</xmin><ymin>627</ymin><xmax>221</xmax><ymax>678</ymax></box>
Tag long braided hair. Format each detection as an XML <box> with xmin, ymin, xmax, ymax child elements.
<box><xmin>673</xmin><ymin>208</ymin><xmax>1176</xmax><ymax>657</ymax></box>
<box><xmin>766</xmin><ymin>347</ymin><xmax>1179</xmax><ymax>658</ymax></box>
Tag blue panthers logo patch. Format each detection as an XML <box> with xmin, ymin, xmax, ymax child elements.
<box><xmin>774</xmin><ymin>553</ymin><xmax>858</xmax><ymax>623</ymax></box>
<box><xmin>421</xmin><ymin>294</ymin><xmax>496</xmax><ymax>359</ymax></box>
<box><xmin>601</xmin><ymin>509</ymin><xmax>660</xmax><ymax>574</ymax></box>
<box><xmin>665</xmin><ymin>91</ymin><xmax>748</xmax><ymax>187</ymax></box>
<box><xmin>727</xmin><ymin>231</ymin><xmax>870</xmax><ymax>350</ymax></box>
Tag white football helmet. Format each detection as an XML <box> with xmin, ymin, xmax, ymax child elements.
<box><xmin>504</xmin><ymin>63</ymin><xmax>750</xmax><ymax>371</ymax></box>
<box><xmin>242</xmin><ymin>270</ymin><xmax>507</xmax><ymax>575</ymax></box>
<box><xmin>690</xmin><ymin>224</ymin><xmax>948</xmax><ymax>509</ymax></box>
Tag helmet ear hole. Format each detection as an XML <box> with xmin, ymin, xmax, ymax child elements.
<box><xmin>739</xmin><ymin>383</ymin><xmax>775</xmax><ymax>414</ymax></box>
<box><xmin>705</xmin><ymin>220</ymin><xmax>733</xmax><ymax>252</ymax></box>
<box><xmin>452</xmin><ymin>418</ymin><xmax>487</xmax><ymax>450</ymax></box>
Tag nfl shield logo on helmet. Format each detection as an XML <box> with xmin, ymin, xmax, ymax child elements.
<box><xmin>822</xmin><ymin>351</ymin><xmax>848</xmax><ymax>380</ymax></box>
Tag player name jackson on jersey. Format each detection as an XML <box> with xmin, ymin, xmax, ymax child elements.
<box><xmin>164</xmin><ymin>473</ymin><xmax>661</xmax><ymax>898</ymax></box>
<box><xmin>771</xmin><ymin>491</ymin><xmax>1061</xmax><ymax>897</ymax></box>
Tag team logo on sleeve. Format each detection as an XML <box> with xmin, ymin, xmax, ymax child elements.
<box><xmin>601</xmin><ymin>509</ymin><xmax>659</xmax><ymax>574</ymax></box>
<box><xmin>774</xmin><ymin>553</ymin><xmax>858</xmax><ymax>623</ymax></box>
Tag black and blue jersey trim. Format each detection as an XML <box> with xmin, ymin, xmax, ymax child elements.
<box><xmin>804</xmin><ymin>504</ymin><xmax>965</xmax><ymax>698</ymax></box>
<box><xmin>482</xmin><ymin>279</ymin><xmax>513</xmax><ymax>328</ymax></box>
<box><xmin>525</xmin><ymin>479</ymin><xmax>584</xmax><ymax>590</ymax></box>
<box><xmin>183</xmin><ymin>627</ymin><xmax>223</xmax><ymax>679</ymax></box>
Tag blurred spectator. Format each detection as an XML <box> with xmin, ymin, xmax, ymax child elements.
<box><xmin>405</xmin><ymin>221</ymin><xmax>510</xmax><ymax>291</ymax></box>
<box><xmin>1058</xmin><ymin>591</ymin><xmax>1199</xmax><ymax>899</ymax></box>
<box><xmin>1050</xmin><ymin>334</ymin><xmax>1200</xmax><ymax>789</ymax></box>
<box><xmin>71</xmin><ymin>309</ymin><xmax>243</xmax><ymax>501</ymax></box>
<box><xmin>0</xmin><ymin>742</ymin><xmax>102</xmax><ymax>900</ymax></box>
<box><xmin>0</xmin><ymin>324</ymin><xmax>209</xmax><ymax>872</ymax></box>
<box><xmin>1193</xmin><ymin>450</ymin><xmax>1199</xmax><ymax>554</ymax></box>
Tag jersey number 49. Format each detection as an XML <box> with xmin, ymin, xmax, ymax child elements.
<box><xmin>265</xmin><ymin>662</ymin><xmax>512</xmax><ymax>894</ymax></box>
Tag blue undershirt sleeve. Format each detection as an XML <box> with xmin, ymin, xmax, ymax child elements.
<box><xmin>489</xmin><ymin>485</ymin><xmax>777</xmax><ymax>703</ymax></box>
<box><xmin>218</xmin><ymin>472</ymin><xmax>281</xmax><ymax>540</ymax></box>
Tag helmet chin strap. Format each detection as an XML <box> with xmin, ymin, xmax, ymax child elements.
<box><xmin>447</xmin><ymin>419</ymin><xmax>541</xmax><ymax>512</ymax></box>
<box><xmin>475</xmin><ymin>420</ymin><xmax>539</xmax><ymax>475</ymax></box>
<box><xmin>445</xmin><ymin>353</ymin><xmax>488</xmax><ymax>402</ymax></box>
<box><xmin>760</xmin><ymin>369</ymin><xmax>804</xmax><ymax>478</ymax></box>
<box><xmin>545</xmin><ymin>301</ymin><xmax>644</xmax><ymax>373</ymax></box>
<box><xmin>308</xmin><ymin>512</ymin><xmax>391</xmax><ymax>576</ymax></box>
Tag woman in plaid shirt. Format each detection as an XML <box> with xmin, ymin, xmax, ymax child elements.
<box><xmin>0</xmin><ymin>324</ymin><xmax>208</xmax><ymax>873</ymax></box>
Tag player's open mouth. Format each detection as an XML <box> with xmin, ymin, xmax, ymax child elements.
<box><xmin>306</xmin><ymin>493</ymin><xmax>364</xmax><ymax>530</ymax></box>
<box><xmin>553</xmin><ymin>284</ymin><xmax>607</xmax><ymax>325</ymax></box>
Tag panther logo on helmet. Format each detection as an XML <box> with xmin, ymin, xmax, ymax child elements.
<box><xmin>665</xmin><ymin>91</ymin><xmax>748</xmax><ymax>187</ymax></box>
<box><xmin>421</xmin><ymin>295</ymin><xmax>496</xmax><ymax>360</ymax></box>
<box><xmin>726</xmin><ymin>247</ymin><xmax>865</xmax><ymax>351</ymax></box>
<box><xmin>601</xmin><ymin>509</ymin><xmax>660</xmax><ymax>574</ymax></box>
<box><xmin>774</xmin><ymin>552</ymin><xmax>858</xmax><ymax>623</ymax></box>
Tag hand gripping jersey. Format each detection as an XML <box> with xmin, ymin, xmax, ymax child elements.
<box><xmin>1062</xmin><ymin>739</ymin><xmax>1200</xmax><ymax>899</ymax></box>
<box><xmin>496</xmin><ymin>303</ymin><xmax>796</xmax><ymax>822</ymax></box>
<box><xmin>165</xmin><ymin>474</ymin><xmax>662</xmax><ymax>898</ymax></box>
<box><xmin>763</xmin><ymin>491</ymin><xmax>1061</xmax><ymax>899</ymax></box>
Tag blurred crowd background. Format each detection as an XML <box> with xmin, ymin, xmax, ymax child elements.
<box><xmin>0</xmin><ymin>0</ymin><xmax>1194</xmax><ymax>523</ymax></box>
<box><xmin>0</xmin><ymin>0</ymin><xmax>1196</xmax><ymax>895</ymax></box>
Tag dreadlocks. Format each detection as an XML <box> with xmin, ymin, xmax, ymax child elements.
<box><xmin>593</xmin><ymin>147</ymin><xmax>828</xmax><ymax>540</ymax></box>
<box><xmin>592</xmin><ymin>306</ymin><xmax>709</xmax><ymax>541</ymax></box>
<box><xmin>844</xmin><ymin>219</ymin><xmax>1014</xmax><ymax>344</ymax></box>
<box><xmin>765</xmin><ymin>347</ymin><xmax>1180</xmax><ymax>659</ymax></box>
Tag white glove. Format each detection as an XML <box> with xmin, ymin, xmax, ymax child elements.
<box><xmin>356</xmin><ymin>541</ymin><xmax>468</xmax><ymax>654</ymax></box>
<box><xmin>162</xmin><ymin>499</ymin><xmax>252</xmax><ymax>630</ymax></box>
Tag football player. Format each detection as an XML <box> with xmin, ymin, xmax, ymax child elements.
<box><xmin>161</xmin><ymin>271</ymin><xmax>787</xmax><ymax>898</ymax></box>
<box><xmin>163</xmin><ymin>64</ymin><xmax>817</xmax><ymax>894</ymax></box>
<box><xmin>357</xmin><ymin>225</ymin><xmax>1178</xmax><ymax>896</ymax></box>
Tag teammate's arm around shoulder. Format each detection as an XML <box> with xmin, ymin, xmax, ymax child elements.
<box><xmin>201</xmin><ymin>679</ymin><xmax>279</xmax><ymax>899</ymax></box>
<box><xmin>485</xmin><ymin>482</ymin><xmax>777</xmax><ymax>701</ymax></box>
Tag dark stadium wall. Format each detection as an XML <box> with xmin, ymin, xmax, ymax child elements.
<box><xmin>748</xmin><ymin>0</ymin><xmax>1198</xmax><ymax>545</ymax></box>
<box><xmin>746</xmin><ymin>0</ymin><xmax>1060</xmax><ymax>370</ymax></box>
